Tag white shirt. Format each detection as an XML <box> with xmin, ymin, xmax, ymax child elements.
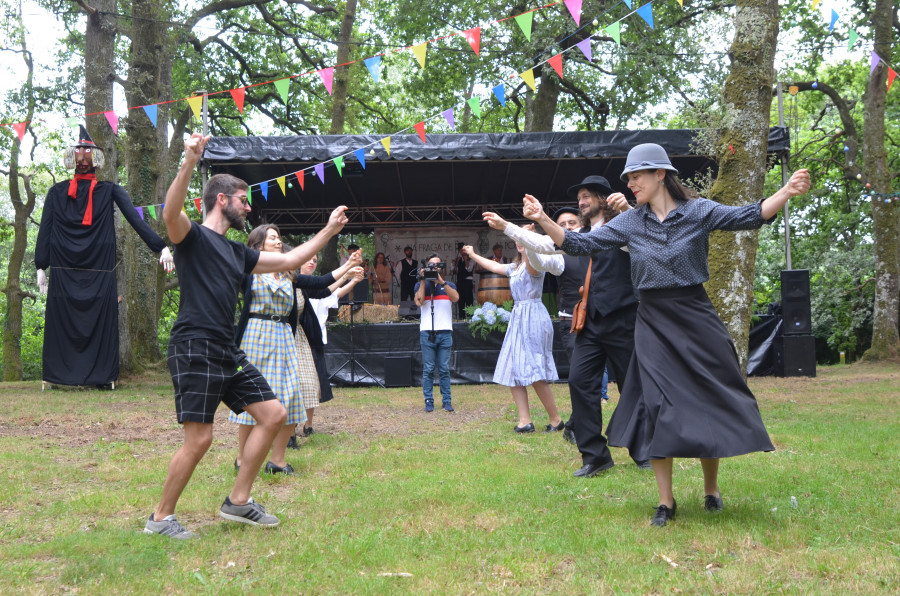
<box><xmin>309</xmin><ymin>293</ymin><xmax>340</xmax><ymax>344</ymax></box>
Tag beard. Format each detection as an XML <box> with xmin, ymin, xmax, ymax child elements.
<box><xmin>223</xmin><ymin>202</ymin><xmax>246</xmax><ymax>230</ymax></box>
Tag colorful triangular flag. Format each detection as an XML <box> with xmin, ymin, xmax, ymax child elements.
<box><xmin>354</xmin><ymin>147</ymin><xmax>366</xmax><ymax>169</ymax></box>
<box><xmin>295</xmin><ymin>171</ymin><xmax>305</xmax><ymax>191</ymax></box>
<box><xmin>319</xmin><ymin>67</ymin><xmax>334</xmax><ymax>95</ymax></box>
<box><xmin>520</xmin><ymin>69</ymin><xmax>536</xmax><ymax>91</ymax></box>
<box><xmin>563</xmin><ymin>0</ymin><xmax>582</xmax><ymax>26</ymax></box>
<box><xmin>412</xmin><ymin>42</ymin><xmax>428</xmax><ymax>69</ymax></box>
<box><xmin>442</xmin><ymin>108</ymin><xmax>455</xmax><ymax>129</ymax></box>
<box><xmin>636</xmin><ymin>3</ymin><xmax>654</xmax><ymax>29</ymax></box>
<box><xmin>104</xmin><ymin>111</ymin><xmax>119</xmax><ymax>134</ymax></box>
<box><xmin>381</xmin><ymin>136</ymin><xmax>391</xmax><ymax>156</ymax></box>
<box><xmin>847</xmin><ymin>29</ymin><xmax>858</xmax><ymax>51</ymax></box>
<box><xmin>136</xmin><ymin>206</ymin><xmax>144</xmax><ymax>220</ymax></box>
<box><xmin>576</xmin><ymin>38</ymin><xmax>593</xmax><ymax>60</ymax></box>
<box><xmin>515</xmin><ymin>12</ymin><xmax>533</xmax><ymax>41</ymax></box>
<box><xmin>260</xmin><ymin>181</ymin><xmax>268</xmax><ymax>201</ymax></box>
<box><xmin>230</xmin><ymin>88</ymin><xmax>246</xmax><ymax>113</ymax></box>
<box><xmin>334</xmin><ymin>156</ymin><xmax>344</xmax><ymax>177</ymax></box>
<box><xmin>12</xmin><ymin>122</ymin><xmax>26</xmax><ymax>141</ymax></box>
<box><xmin>414</xmin><ymin>121</ymin><xmax>426</xmax><ymax>143</ymax></box>
<box><xmin>464</xmin><ymin>27</ymin><xmax>481</xmax><ymax>55</ymax></box>
<box><xmin>606</xmin><ymin>22</ymin><xmax>620</xmax><ymax>46</ymax></box>
<box><xmin>548</xmin><ymin>54</ymin><xmax>564</xmax><ymax>79</ymax></box>
<box><xmin>829</xmin><ymin>9</ymin><xmax>839</xmax><ymax>33</ymax></box>
<box><xmin>621</xmin><ymin>0</ymin><xmax>632</xmax><ymax>8</ymax></box>
<box><xmin>314</xmin><ymin>163</ymin><xmax>325</xmax><ymax>184</ymax></box>
<box><xmin>492</xmin><ymin>84</ymin><xmax>506</xmax><ymax>107</ymax></box>
<box><xmin>812</xmin><ymin>0</ymin><xmax>821</xmax><ymax>10</ymax></box>
<box><xmin>871</xmin><ymin>51</ymin><xmax>881</xmax><ymax>75</ymax></box>
<box><xmin>364</xmin><ymin>56</ymin><xmax>381</xmax><ymax>84</ymax></box>
<box><xmin>186</xmin><ymin>96</ymin><xmax>202</xmax><ymax>120</ymax></box>
<box><xmin>148</xmin><ymin>205</ymin><xmax>157</xmax><ymax>220</ymax></box>
<box><xmin>888</xmin><ymin>67</ymin><xmax>897</xmax><ymax>92</ymax></box>
<box><xmin>193</xmin><ymin>198</ymin><xmax>201</xmax><ymax>213</ymax></box>
<box><xmin>247</xmin><ymin>189</ymin><xmax>251</xmax><ymax>206</ymax></box>
<box><xmin>277</xmin><ymin>176</ymin><xmax>286</xmax><ymax>195</ymax></box>
<box><xmin>467</xmin><ymin>97</ymin><xmax>481</xmax><ymax>119</ymax></box>
<box><xmin>274</xmin><ymin>78</ymin><xmax>290</xmax><ymax>103</ymax></box>
<box><xmin>142</xmin><ymin>104</ymin><xmax>157</xmax><ymax>127</ymax></box>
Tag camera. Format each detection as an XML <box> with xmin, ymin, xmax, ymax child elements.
<box><xmin>423</xmin><ymin>261</ymin><xmax>446</xmax><ymax>280</ymax></box>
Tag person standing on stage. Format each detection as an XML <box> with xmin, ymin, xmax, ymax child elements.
<box><xmin>462</xmin><ymin>242</ymin><xmax>564</xmax><ymax>434</ymax></box>
<box><xmin>523</xmin><ymin>142</ymin><xmax>810</xmax><ymax>526</ymax></box>
<box><xmin>370</xmin><ymin>252</ymin><xmax>393</xmax><ymax>305</ymax></box>
<box><xmin>414</xmin><ymin>254</ymin><xmax>459</xmax><ymax>412</ymax></box>
<box><xmin>399</xmin><ymin>246</ymin><xmax>418</xmax><ymax>302</ymax></box>
<box><xmin>451</xmin><ymin>244</ymin><xmax>475</xmax><ymax>313</ymax></box>
<box><xmin>34</xmin><ymin>124</ymin><xmax>173</xmax><ymax>388</ymax></box>
<box><xmin>144</xmin><ymin>132</ymin><xmax>349</xmax><ymax>539</ymax></box>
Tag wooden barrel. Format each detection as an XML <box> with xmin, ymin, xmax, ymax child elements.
<box><xmin>477</xmin><ymin>272</ymin><xmax>512</xmax><ymax>306</ymax></box>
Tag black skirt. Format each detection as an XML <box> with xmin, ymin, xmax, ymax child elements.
<box><xmin>607</xmin><ymin>285</ymin><xmax>774</xmax><ymax>460</ymax></box>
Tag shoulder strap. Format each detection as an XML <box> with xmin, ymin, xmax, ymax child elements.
<box><xmin>581</xmin><ymin>258</ymin><xmax>592</xmax><ymax>297</ymax></box>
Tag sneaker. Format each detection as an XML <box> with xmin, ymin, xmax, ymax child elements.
<box><xmin>303</xmin><ymin>426</ymin><xmax>314</xmax><ymax>437</ymax></box>
<box><xmin>704</xmin><ymin>494</ymin><xmax>723</xmax><ymax>512</ymax></box>
<box><xmin>442</xmin><ymin>403</ymin><xmax>455</xmax><ymax>412</ymax></box>
<box><xmin>651</xmin><ymin>502</ymin><xmax>677</xmax><ymax>527</ymax></box>
<box><xmin>264</xmin><ymin>461</ymin><xmax>295</xmax><ymax>475</ymax></box>
<box><xmin>219</xmin><ymin>497</ymin><xmax>279</xmax><ymax>526</ymax></box>
<box><xmin>543</xmin><ymin>420</ymin><xmax>565</xmax><ymax>433</ymax></box>
<box><xmin>143</xmin><ymin>513</ymin><xmax>195</xmax><ymax>539</ymax></box>
<box><xmin>424</xmin><ymin>401</ymin><xmax>434</xmax><ymax>413</ymax></box>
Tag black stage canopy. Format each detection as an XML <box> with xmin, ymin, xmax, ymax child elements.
<box><xmin>203</xmin><ymin>127</ymin><xmax>789</xmax><ymax>234</ymax></box>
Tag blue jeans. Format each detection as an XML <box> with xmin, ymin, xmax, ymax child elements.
<box><xmin>421</xmin><ymin>330</ymin><xmax>452</xmax><ymax>404</ymax></box>
<box><xmin>601</xmin><ymin>366</ymin><xmax>609</xmax><ymax>400</ymax></box>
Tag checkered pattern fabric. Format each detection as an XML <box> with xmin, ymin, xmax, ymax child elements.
<box><xmin>294</xmin><ymin>290</ymin><xmax>321</xmax><ymax>409</ymax></box>
<box><xmin>229</xmin><ymin>274</ymin><xmax>307</xmax><ymax>426</ymax></box>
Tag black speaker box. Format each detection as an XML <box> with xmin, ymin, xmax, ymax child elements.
<box><xmin>384</xmin><ymin>356</ymin><xmax>413</xmax><ymax>387</ymax></box>
<box><xmin>781</xmin><ymin>269</ymin><xmax>811</xmax><ymax>335</ymax></box>
<box><xmin>398</xmin><ymin>300</ymin><xmax>419</xmax><ymax>318</ymax></box>
<box><xmin>774</xmin><ymin>335</ymin><xmax>816</xmax><ymax>377</ymax></box>
<box><xmin>339</xmin><ymin>279</ymin><xmax>369</xmax><ymax>304</ymax></box>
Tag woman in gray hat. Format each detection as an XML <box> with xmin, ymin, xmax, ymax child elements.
<box><xmin>522</xmin><ymin>143</ymin><xmax>811</xmax><ymax>527</ymax></box>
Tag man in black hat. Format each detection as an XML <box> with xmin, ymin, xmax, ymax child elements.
<box><xmin>34</xmin><ymin>125</ymin><xmax>174</xmax><ymax>388</ymax></box>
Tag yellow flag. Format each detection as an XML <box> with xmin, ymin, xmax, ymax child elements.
<box><xmin>412</xmin><ymin>42</ymin><xmax>428</xmax><ymax>69</ymax></box>
<box><xmin>812</xmin><ymin>0</ymin><xmax>820</xmax><ymax>9</ymax></box>
<box><xmin>381</xmin><ymin>136</ymin><xmax>391</xmax><ymax>156</ymax></box>
<box><xmin>277</xmin><ymin>176</ymin><xmax>286</xmax><ymax>195</ymax></box>
<box><xmin>676</xmin><ymin>0</ymin><xmax>683</xmax><ymax>6</ymax></box>
<box><xmin>187</xmin><ymin>95</ymin><xmax>203</xmax><ymax>120</ymax></box>
<box><xmin>520</xmin><ymin>69</ymin><xmax>536</xmax><ymax>91</ymax></box>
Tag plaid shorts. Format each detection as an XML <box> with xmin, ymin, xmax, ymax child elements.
<box><xmin>167</xmin><ymin>338</ymin><xmax>277</xmax><ymax>424</ymax></box>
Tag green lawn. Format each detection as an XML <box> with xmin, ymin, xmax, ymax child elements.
<box><xmin>0</xmin><ymin>362</ymin><xmax>898</xmax><ymax>594</ymax></box>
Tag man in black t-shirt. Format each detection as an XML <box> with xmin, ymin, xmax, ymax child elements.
<box><xmin>144</xmin><ymin>133</ymin><xmax>349</xmax><ymax>539</ymax></box>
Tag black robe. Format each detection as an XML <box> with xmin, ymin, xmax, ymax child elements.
<box><xmin>34</xmin><ymin>179</ymin><xmax>167</xmax><ymax>386</ymax></box>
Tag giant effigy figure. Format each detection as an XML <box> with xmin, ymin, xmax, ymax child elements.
<box><xmin>34</xmin><ymin>125</ymin><xmax>174</xmax><ymax>387</ymax></box>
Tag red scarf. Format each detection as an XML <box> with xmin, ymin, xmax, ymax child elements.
<box><xmin>68</xmin><ymin>173</ymin><xmax>97</xmax><ymax>226</ymax></box>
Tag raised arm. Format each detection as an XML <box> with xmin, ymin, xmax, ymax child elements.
<box><xmin>522</xmin><ymin>195</ymin><xmax>565</xmax><ymax>247</ymax></box>
<box><xmin>760</xmin><ymin>169</ymin><xmax>811</xmax><ymax>220</ymax></box>
<box><xmin>462</xmin><ymin>245</ymin><xmax>507</xmax><ymax>276</ymax></box>
<box><xmin>164</xmin><ymin>133</ymin><xmax>209</xmax><ymax>245</ymax></box>
<box><xmin>333</xmin><ymin>267</ymin><xmax>365</xmax><ymax>298</ymax></box>
<box><xmin>255</xmin><ymin>206</ymin><xmax>348</xmax><ymax>274</ymax></box>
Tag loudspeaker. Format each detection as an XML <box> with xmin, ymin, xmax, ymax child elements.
<box><xmin>398</xmin><ymin>300</ymin><xmax>419</xmax><ymax>318</ymax></box>
<box><xmin>774</xmin><ymin>335</ymin><xmax>816</xmax><ymax>377</ymax></box>
<box><xmin>781</xmin><ymin>269</ymin><xmax>811</xmax><ymax>335</ymax></box>
<box><xmin>339</xmin><ymin>279</ymin><xmax>369</xmax><ymax>304</ymax></box>
<box><xmin>384</xmin><ymin>356</ymin><xmax>412</xmax><ymax>387</ymax></box>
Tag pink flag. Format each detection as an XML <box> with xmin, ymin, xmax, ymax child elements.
<box><xmin>104</xmin><ymin>111</ymin><xmax>118</xmax><ymax>135</ymax></box>
<box><xmin>464</xmin><ymin>27</ymin><xmax>481</xmax><ymax>55</ymax></box>
<box><xmin>230</xmin><ymin>88</ymin><xmax>246</xmax><ymax>113</ymax></box>
<box><xmin>12</xmin><ymin>121</ymin><xmax>27</xmax><ymax>141</ymax></box>
<box><xmin>414</xmin><ymin>121</ymin><xmax>426</xmax><ymax>144</ymax></box>
<box><xmin>319</xmin><ymin>67</ymin><xmax>335</xmax><ymax>95</ymax></box>
<box><xmin>564</xmin><ymin>0</ymin><xmax>582</xmax><ymax>26</ymax></box>
<box><xmin>548</xmin><ymin>54</ymin><xmax>564</xmax><ymax>79</ymax></box>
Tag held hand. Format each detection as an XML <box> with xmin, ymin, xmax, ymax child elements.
<box><xmin>183</xmin><ymin>133</ymin><xmax>210</xmax><ymax>163</ymax></box>
<box><xmin>327</xmin><ymin>206</ymin><xmax>349</xmax><ymax>232</ymax></box>
<box><xmin>607</xmin><ymin>192</ymin><xmax>631</xmax><ymax>213</ymax></box>
<box><xmin>347</xmin><ymin>249</ymin><xmax>363</xmax><ymax>267</ymax></box>
<box><xmin>522</xmin><ymin>194</ymin><xmax>544</xmax><ymax>222</ymax></box>
<box><xmin>522</xmin><ymin>223</ymin><xmax>536</xmax><ymax>233</ymax></box>
<box><xmin>786</xmin><ymin>169</ymin><xmax>811</xmax><ymax>197</ymax></box>
<box><xmin>482</xmin><ymin>211</ymin><xmax>508</xmax><ymax>231</ymax></box>
<box><xmin>159</xmin><ymin>247</ymin><xmax>175</xmax><ymax>273</ymax></box>
<box><xmin>37</xmin><ymin>269</ymin><xmax>48</xmax><ymax>295</ymax></box>
<box><xmin>461</xmin><ymin>244</ymin><xmax>475</xmax><ymax>257</ymax></box>
<box><xmin>349</xmin><ymin>266</ymin><xmax>365</xmax><ymax>281</ymax></box>
<box><xmin>436</xmin><ymin>272</ymin><xmax>445</xmax><ymax>285</ymax></box>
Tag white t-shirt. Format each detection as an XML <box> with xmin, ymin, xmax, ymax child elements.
<box><xmin>415</xmin><ymin>280</ymin><xmax>456</xmax><ymax>332</ymax></box>
<box><xmin>309</xmin><ymin>293</ymin><xmax>340</xmax><ymax>344</ymax></box>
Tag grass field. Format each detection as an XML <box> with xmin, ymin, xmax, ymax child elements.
<box><xmin>1</xmin><ymin>362</ymin><xmax>898</xmax><ymax>594</ymax></box>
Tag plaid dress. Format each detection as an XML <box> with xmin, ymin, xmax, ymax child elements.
<box><xmin>294</xmin><ymin>290</ymin><xmax>322</xmax><ymax>409</ymax></box>
<box><xmin>229</xmin><ymin>274</ymin><xmax>307</xmax><ymax>426</ymax></box>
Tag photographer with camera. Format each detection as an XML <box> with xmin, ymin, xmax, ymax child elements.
<box><xmin>414</xmin><ymin>254</ymin><xmax>459</xmax><ymax>413</ymax></box>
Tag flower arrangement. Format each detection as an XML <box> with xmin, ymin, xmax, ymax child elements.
<box><xmin>464</xmin><ymin>300</ymin><xmax>514</xmax><ymax>340</ymax></box>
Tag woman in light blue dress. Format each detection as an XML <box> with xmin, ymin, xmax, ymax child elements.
<box><xmin>463</xmin><ymin>242</ymin><xmax>563</xmax><ymax>433</ymax></box>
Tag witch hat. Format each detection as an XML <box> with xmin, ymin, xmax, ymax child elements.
<box><xmin>73</xmin><ymin>124</ymin><xmax>99</xmax><ymax>149</ymax></box>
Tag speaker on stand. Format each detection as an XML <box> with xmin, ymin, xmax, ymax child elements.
<box><xmin>776</xmin><ymin>269</ymin><xmax>816</xmax><ymax>377</ymax></box>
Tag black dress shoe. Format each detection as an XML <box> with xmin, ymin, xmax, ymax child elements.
<box><xmin>264</xmin><ymin>461</ymin><xmax>295</xmax><ymax>475</ymax></box>
<box><xmin>651</xmin><ymin>501</ymin><xmax>677</xmax><ymax>526</ymax></box>
<box><xmin>286</xmin><ymin>435</ymin><xmax>299</xmax><ymax>450</ymax></box>
<box><xmin>513</xmin><ymin>422</ymin><xmax>535</xmax><ymax>433</ymax></box>
<box><xmin>562</xmin><ymin>428</ymin><xmax>577</xmax><ymax>445</ymax></box>
<box><xmin>543</xmin><ymin>420</ymin><xmax>566</xmax><ymax>433</ymax></box>
<box><xmin>573</xmin><ymin>461</ymin><xmax>614</xmax><ymax>477</ymax></box>
<box><xmin>704</xmin><ymin>495</ymin><xmax>723</xmax><ymax>512</ymax></box>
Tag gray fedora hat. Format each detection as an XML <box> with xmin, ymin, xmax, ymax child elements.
<box><xmin>620</xmin><ymin>143</ymin><xmax>678</xmax><ymax>181</ymax></box>
<box><xmin>566</xmin><ymin>175</ymin><xmax>614</xmax><ymax>200</ymax></box>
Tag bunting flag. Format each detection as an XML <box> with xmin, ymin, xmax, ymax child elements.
<box><xmin>576</xmin><ymin>37</ymin><xmax>593</xmax><ymax>60</ymax></box>
<box><xmin>364</xmin><ymin>56</ymin><xmax>381</xmax><ymax>83</ymax></box>
<box><xmin>847</xmin><ymin>30</ymin><xmax>858</xmax><ymax>51</ymax></box>
<box><xmin>464</xmin><ymin>27</ymin><xmax>481</xmax><ymax>55</ymax></box>
<box><xmin>260</xmin><ymin>180</ymin><xmax>268</xmax><ymax>201</ymax></box>
<box><xmin>136</xmin><ymin>206</ymin><xmax>144</xmax><ymax>220</ymax></box>
<box><xmin>871</xmin><ymin>51</ymin><xmax>880</xmax><ymax>75</ymax></box>
<box><xmin>889</xmin><ymin>68</ymin><xmax>897</xmax><ymax>92</ymax></box>
<box><xmin>142</xmin><ymin>104</ymin><xmax>157</xmax><ymax>127</ymax></box>
<box><xmin>295</xmin><ymin>170</ymin><xmax>305</xmax><ymax>191</ymax></box>
<box><xmin>492</xmin><ymin>84</ymin><xmax>506</xmax><ymax>107</ymax></box>
<box><xmin>314</xmin><ymin>163</ymin><xmax>325</xmax><ymax>184</ymax></box>
<box><xmin>563</xmin><ymin>0</ymin><xmax>582</xmax><ymax>26</ymax></box>
<box><xmin>829</xmin><ymin>9</ymin><xmax>838</xmax><ymax>33</ymax></box>
<box><xmin>247</xmin><ymin>189</ymin><xmax>251</xmax><ymax>205</ymax></box>
<box><xmin>412</xmin><ymin>42</ymin><xmax>428</xmax><ymax>69</ymax></box>
<box><xmin>319</xmin><ymin>67</ymin><xmax>335</xmax><ymax>95</ymax></box>
<box><xmin>230</xmin><ymin>88</ymin><xmax>246</xmax><ymax>113</ymax></box>
<box><xmin>414</xmin><ymin>121</ymin><xmax>426</xmax><ymax>143</ymax></box>
<box><xmin>187</xmin><ymin>96</ymin><xmax>203</xmax><ymax>120</ymax></box>
<box><xmin>277</xmin><ymin>176</ymin><xmax>286</xmax><ymax>195</ymax></box>
<box><xmin>104</xmin><ymin>111</ymin><xmax>119</xmax><ymax>134</ymax></box>
<box><xmin>381</xmin><ymin>136</ymin><xmax>391</xmax><ymax>156</ymax></box>
<box><xmin>676</xmin><ymin>0</ymin><xmax>683</xmax><ymax>6</ymax></box>
<box><xmin>467</xmin><ymin>97</ymin><xmax>481</xmax><ymax>118</ymax></box>
<box><xmin>354</xmin><ymin>147</ymin><xmax>366</xmax><ymax>169</ymax></box>
<box><xmin>621</xmin><ymin>0</ymin><xmax>632</xmax><ymax>8</ymax></box>
<box><xmin>274</xmin><ymin>78</ymin><xmax>290</xmax><ymax>103</ymax></box>
<box><xmin>812</xmin><ymin>0</ymin><xmax>820</xmax><ymax>10</ymax></box>
<box><xmin>12</xmin><ymin>122</ymin><xmax>26</xmax><ymax>141</ymax></box>
<box><xmin>442</xmin><ymin>107</ymin><xmax>455</xmax><ymax>129</ymax></box>
<box><xmin>520</xmin><ymin>69</ymin><xmax>536</xmax><ymax>91</ymax></box>
<box><xmin>606</xmin><ymin>22</ymin><xmax>621</xmax><ymax>47</ymax></box>
<box><xmin>548</xmin><ymin>54</ymin><xmax>564</xmax><ymax>79</ymax></box>
<box><xmin>514</xmin><ymin>12</ymin><xmax>533</xmax><ymax>41</ymax></box>
<box><xmin>334</xmin><ymin>155</ymin><xmax>345</xmax><ymax>176</ymax></box>
<box><xmin>148</xmin><ymin>205</ymin><xmax>157</xmax><ymax>220</ymax></box>
<box><xmin>193</xmin><ymin>198</ymin><xmax>201</xmax><ymax>213</ymax></box>
<box><xmin>636</xmin><ymin>3</ymin><xmax>654</xmax><ymax>29</ymax></box>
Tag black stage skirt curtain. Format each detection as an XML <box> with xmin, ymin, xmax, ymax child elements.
<box><xmin>325</xmin><ymin>321</ymin><xmax>570</xmax><ymax>386</ymax></box>
<box><xmin>606</xmin><ymin>285</ymin><xmax>775</xmax><ymax>460</ymax></box>
<box><xmin>747</xmin><ymin>315</ymin><xmax>781</xmax><ymax>377</ymax></box>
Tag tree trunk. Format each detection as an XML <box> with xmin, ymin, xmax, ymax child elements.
<box><xmin>705</xmin><ymin>0</ymin><xmax>779</xmax><ymax>373</ymax></box>
<box><xmin>862</xmin><ymin>0</ymin><xmax>899</xmax><ymax>360</ymax></box>
<box><xmin>329</xmin><ymin>0</ymin><xmax>358</xmax><ymax>135</ymax></box>
<box><xmin>526</xmin><ymin>66</ymin><xmax>560</xmax><ymax>132</ymax></box>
